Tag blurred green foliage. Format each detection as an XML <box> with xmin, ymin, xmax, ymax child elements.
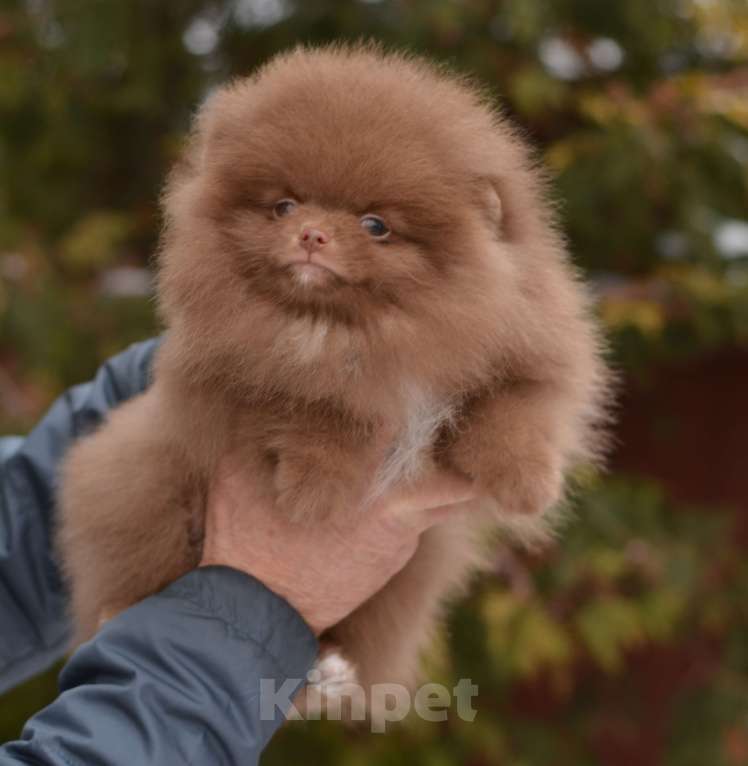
<box><xmin>1</xmin><ymin>1</ymin><xmax>747</xmax><ymax>764</ymax></box>
<box><xmin>265</xmin><ymin>481</ymin><xmax>748</xmax><ymax>766</ymax></box>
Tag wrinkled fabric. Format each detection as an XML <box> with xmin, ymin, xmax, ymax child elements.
<box><xmin>0</xmin><ymin>340</ymin><xmax>318</xmax><ymax>763</ymax></box>
<box><xmin>0</xmin><ymin>338</ymin><xmax>158</xmax><ymax>692</ymax></box>
<box><xmin>1</xmin><ymin>567</ymin><xmax>317</xmax><ymax>765</ymax></box>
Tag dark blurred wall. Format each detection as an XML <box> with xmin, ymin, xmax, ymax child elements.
<box><xmin>614</xmin><ymin>348</ymin><xmax>748</xmax><ymax>515</ymax></box>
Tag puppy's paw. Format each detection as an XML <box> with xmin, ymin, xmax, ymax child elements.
<box><xmin>311</xmin><ymin>650</ymin><xmax>359</xmax><ymax>699</ymax></box>
<box><xmin>292</xmin><ymin>649</ymin><xmax>360</xmax><ymax>720</ymax></box>
<box><xmin>487</xmin><ymin>451</ymin><xmax>564</xmax><ymax>517</ymax></box>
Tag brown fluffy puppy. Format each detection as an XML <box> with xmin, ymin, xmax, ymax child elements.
<box><xmin>57</xmin><ymin>45</ymin><xmax>610</xmax><ymax>703</ymax></box>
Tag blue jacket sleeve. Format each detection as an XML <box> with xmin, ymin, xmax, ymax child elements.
<box><xmin>0</xmin><ymin>339</ymin><xmax>158</xmax><ymax>692</ymax></box>
<box><xmin>0</xmin><ymin>566</ymin><xmax>318</xmax><ymax>765</ymax></box>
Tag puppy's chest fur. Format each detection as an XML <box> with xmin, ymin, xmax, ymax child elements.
<box><xmin>369</xmin><ymin>384</ymin><xmax>457</xmax><ymax>501</ymax></box>
<box><xmin>276</xmin><ymin>316</ymin><xmax>457</xmax><ymax>498</ymax></box>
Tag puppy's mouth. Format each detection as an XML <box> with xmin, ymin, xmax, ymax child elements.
<box><xmin>285</xmin><ymin>256</ymin><xmax>345</xmax><ymax>284</ymax></box>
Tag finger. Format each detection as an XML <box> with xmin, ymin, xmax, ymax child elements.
<box><xmin>381</xmin><ymin>470</ymin><xmax>477</xmax><ymax>521</ymax></box>
<box><xmin>401</xmin><ymin>497</ymin><xmax>482</xmax><ymax>533</ymax></box>
<box><xmin>411</xmin><ymin>497</ymin><xmax>479</xmax><ymax>530</ymax></box>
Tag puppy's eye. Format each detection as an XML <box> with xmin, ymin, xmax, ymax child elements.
<box><xmin>273</xmin><ymin>199</ymin><xmax>297</xmax><ymax>218</ymax></box>
<box><xmin>360</xmin><ymin>215</ymin><xmax>390</xmax><ymax>239</ymax></box>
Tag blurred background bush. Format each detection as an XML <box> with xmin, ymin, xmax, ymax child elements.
<box><xmin>1</xmin><ymin>1</ymin><xmax>747</xmax><ymax>764</ymax></box>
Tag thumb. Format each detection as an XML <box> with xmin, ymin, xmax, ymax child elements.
<box><xmin>386</xmin><ymin>470</ymin><xmax>478</xmax><ymax>531</ymax></box>
<box><xmin>410</xmin><ymin>497</ymin><xmax>479</xmax><ymax>531</ymax></box>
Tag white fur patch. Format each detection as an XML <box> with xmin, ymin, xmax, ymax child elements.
<box><xmin>315</xmin><ymin>651</ymin><xmax>358</xmax><ymax>687</ymax></box>
<box><xmin>280</xmin><ymin>318</ymin><xmax>329</xmax><ymax>365</ymax></box>
<box><xmin>299</xmin><ymin>650</ymin><xmax>359</xmax><ymax>717</ymax></box>
<box><xmin>369</xmin><ymin>383</ymin><xmax>455</xmax><ymax>501</ymax></box>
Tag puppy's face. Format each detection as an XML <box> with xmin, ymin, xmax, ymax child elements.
<box><xmin>208</xmin><ymin>167</ymin><xmax>466</xmax><ymax>322</ymax></box>
<box><xmin>161</xmin><ymin>52</ymin><xmax>510</xmax><ymax>330</ymax></box>
<box><xmin>158</xmin><ymin>47</ymin><xmax>534</xmax><ymax>402</ymax></box>
<box><xmin>196</xmin><ymin>134</ymin><xmax>491</xmax><ymax>326</ymax></box>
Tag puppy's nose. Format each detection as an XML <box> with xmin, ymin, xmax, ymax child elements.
<box><xmin>299</xmin><ymin>227</ymin><xmax>329</xmax><ymax>254</ymax></box>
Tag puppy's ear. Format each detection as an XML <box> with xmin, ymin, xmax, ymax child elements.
<box><xmin>161</xmin><ymin>86</ymin><xmax>239</xmax><ymax>208</ymax></box>
<box><xmin>191</xmin><ymin>86</ymin><xmax>237</xmax><ymax>169</ymax></box>
<box><xmin>167</xmin><ymin>89</ymin><xmax>230</xmax><ymax>183</ymax></box>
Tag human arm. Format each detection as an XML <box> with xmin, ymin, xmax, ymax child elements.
<box><xmin>0</xmin><ymin>566</ymin><xmax>317</xmax><ymax>766</ymax></box>
<box><xmin>0</xmin><ymin>337</ymin><xmax>474</xmax><ymax>764</ymax></box>
<box><xmin>0</xmin><ymin>339</ymin><xmax>158</xmax><ymax>693</ymax></box>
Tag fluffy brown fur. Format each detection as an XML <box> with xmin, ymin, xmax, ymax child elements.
<box><xmin>57</xmin><ymin>45</ymin><xmax>610</xmax><ymax>704</ymax></box>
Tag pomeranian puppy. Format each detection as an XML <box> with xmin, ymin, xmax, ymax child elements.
<box><xmin>57</xmin><ymin>45</ymin><xmax>610</xmax><ymax>704</ymax></box>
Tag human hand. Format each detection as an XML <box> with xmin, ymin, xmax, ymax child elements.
<box><xmin>200</xmin><ymin>457</ymin><xmax>476</xmax><ymax>635</ymax></box>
